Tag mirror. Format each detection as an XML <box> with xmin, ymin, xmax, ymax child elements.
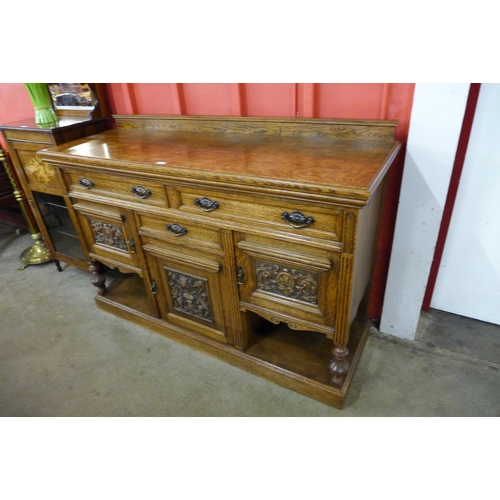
<box><xmin>47</xmin><ymin>83</ymin><xmax>98</xmax><ymax>115</ymax></box>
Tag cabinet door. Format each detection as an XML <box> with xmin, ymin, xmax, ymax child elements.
<box><xmin>32</xmin><ymin>192</ymin><xmax>86</xmax><ymax>262</ymax></box>
<box><xmin>144</xmin><ymin>241</ymin><xmax>230</xmax><ymax>343</ymax></box>
<box><xmin>73</xmin><ymin>200</ymin><xmax>142</xmax><ymax>274</ymax></box>
<box><xmin>234</xmin><ymin>232</ymin><xmax>340</xmax><ymax>337</ymax></box>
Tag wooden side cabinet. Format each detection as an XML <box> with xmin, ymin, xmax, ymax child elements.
<box><xmin>0</xmin><ymin>116</ymin><xmax>111</xmax><ymax>270</ymax></box>
<box><xmin>38</xmin><ymin>115</ymin><xmax>401</xmax><ymax>408</ymax></box>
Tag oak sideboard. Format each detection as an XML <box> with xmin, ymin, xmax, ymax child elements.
<box><xmin>37</xmin><ymin>115</ymin><xmax>401</xmax><ymax>408</ymax></box>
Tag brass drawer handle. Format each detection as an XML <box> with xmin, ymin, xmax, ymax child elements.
<box><xmin>131</xmin><ymin>185</ymin><xmax>152</xmax><ymax>199</ymax></box>
<box><xmin>281</xmin><ymin>211</ymin><xmax>315</xmax><ymax>229</ymax></box>
<box><xmin>166</xmin><ymin>223</ymin><xmax>188</xmax><ymax>237</ymax></box>
<box><xmin>194</xmin><ymin>197</ymin><xmax>219</xmax><ymax>212</ymax></box>
<box><xmin>78</xmin><ymin>178</ymin><xmax>94</xmax><ymax>189</ymax></box>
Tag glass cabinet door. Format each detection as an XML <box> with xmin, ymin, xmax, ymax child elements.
<box><xmin>33</xmin><ymin>191</ymin><xmax>85</xmax><ymax>261</ymax></box>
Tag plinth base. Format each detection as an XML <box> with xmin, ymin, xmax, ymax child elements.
<box><xmin>93</xmin><ymin>272</ymin><xmax>370</xmax><ymax>409</ymax></box>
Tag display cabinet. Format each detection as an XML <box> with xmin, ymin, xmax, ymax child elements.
<box><xmin>0</xmin><ymin>84</ymin><xmax>111</xmax><ymax>269</ymax></box>
<box><xmin>37</xmin><ymin>115</ymin><xmax>401</xmax><ymax>408</ymax></box>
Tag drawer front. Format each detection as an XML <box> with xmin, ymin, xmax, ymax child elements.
<box><xmin>65</xmin><ymin>170</ymin><xmax>168</xmax><ymax>208</ymax></box>
<box><xmin>137</xmin><ymin>212</ymin><xmax>222</xmax><ymax>251</ymax></box>
<box><xmin>234</xmin><ymin>232</ymin><xmax>340</xmax><ymax>335</ymax></box>
<box><xmin>174</xmin><ymin>186</ymin><xmax>342</xmax><ymax>241</ymax></box>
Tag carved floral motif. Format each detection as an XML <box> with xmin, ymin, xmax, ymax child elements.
<box><xmin>166</xmin><ymin>269</ymin><xmax>213</xmax><ymax>322</ymax></box>
<box><xmin>255</xmin><ymin>260</ymin><xmax>318</xmax><ymax>304</ymax></box>
<box><xmin>90</xmin><ymin>220</ymin><xmax>127</xmax><ymax>251</ymax></box>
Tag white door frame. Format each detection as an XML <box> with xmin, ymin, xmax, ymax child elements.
<box><xmin>430</xmin><ymin>84</ymin><xmax>500</xmax><ymax>325</ymax></box>
<box><xmin>380</xmin><ymin>83</ymin><xmax>470</xmax><ymax>340</ymax></box>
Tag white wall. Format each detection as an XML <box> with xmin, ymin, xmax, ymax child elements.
<box><xmin>431</xmin><ymin>84</ymin><xmax>500</xmax><ymax>325</ymax></box>
<box><xmin>380</xmin><ymin>83</ymin><xmax>470</xmax><ymax>340</ymax></box>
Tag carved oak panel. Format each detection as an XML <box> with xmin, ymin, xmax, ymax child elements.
<box><xmin>166</xmin><ymin>268</ymin><xmax>213</xmax><ymax>322</ymax></box>
<box><xmin>90</xmin><ymin>219</ymin><xmax>127</xmax><ymax>251</ymax></box>
<box><xmin>255</xmin><ymin>260</ymin><xmax>319</xmax><ymax>304</ymax></box>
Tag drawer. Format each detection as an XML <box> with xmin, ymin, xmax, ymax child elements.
<box><xmin>173</xmin><ymin>186</ymin><xmax>342</xmax><ymax>241</ymax></box>
<box><xmin>137</xmin><ymin>212</ymin><xmax>222</xmax><ymax>252</ymax></box>
<box><xmin>65</xmin><ymin>170</ymin><xmax>168</xmax><ymax>208</ymax></box>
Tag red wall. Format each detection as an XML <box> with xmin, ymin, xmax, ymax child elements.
<box><xmin>0</xmin><ymin>83</ymin><xmax>38</xmax><ymax>149</ymax></box>
<box><xmin>105</xmin><ymin>83</ymin><xmax>413</xmax><ymax>142</ymax></box>
<box><xmin>0</xmin><ymin>82</ymin><xmax>415</xmax><ymax>320</ymax></box>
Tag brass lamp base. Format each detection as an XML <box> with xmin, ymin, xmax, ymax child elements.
<box><xmin>19</xmin><ymin>232</ymin><xmax>52</xmax><ymax>270</ymax></box>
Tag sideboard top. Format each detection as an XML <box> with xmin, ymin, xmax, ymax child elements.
<box><xmin>38</xmin><ymin>115</ymin><xmax>401</xmax><ymax>203</ymax></box>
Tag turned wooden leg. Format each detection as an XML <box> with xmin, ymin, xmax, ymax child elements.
<box><xmin>54</xmin><ymin>259</ymin><xmax>62</xmax><ymax>272</ymax></box>
<box><xmin>330</xmin><ymin>344</ymin><xmax>350</xmax><ymax>386</ymax></box>
<box><xmin>89</xmin><ymin>260</ymin><xmax>107</xmax><ymax>296</ymax></box>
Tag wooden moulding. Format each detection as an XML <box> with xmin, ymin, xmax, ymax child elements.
<box><xmin>95</xmin><ymin>273</ymin><xmax>370</xmax><ymax>409</ymax></box>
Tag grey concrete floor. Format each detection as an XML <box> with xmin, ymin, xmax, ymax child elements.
<box><xmin>1</xmin><ymin>224</ymin><xmax>499</xmax><ymax>417</ymax></box>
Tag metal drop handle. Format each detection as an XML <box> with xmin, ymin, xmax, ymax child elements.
<box><xmin>194</xmin><ymin>197</ymin><xmax>220</xmax><ymax>212</ymax></box>
<box><xmin>166</xmin><ymin>223</ymin><xmax>188</xmax><ymax>237</ymax></box>
<box><xmin>78</xmin><ymin>178</ymin><xmax>94</xmax><ymax>189</ymax></box>
<box><xmin>281</xmin><ymin>211</ymin><xmax>315</xmax><ymax>229</ymax></box>
<box><xmin>127</xmin><ymin>236</ymin><xmax>136</xmax><ymax>253</ymax></box>
<box><xmin>236</xmin><ymin>266</ymin><xmax>244</xmax><ymax>285</ymax></box>
<box><xmin>131</xmin><ymin>186</ymin><xmax>152</xmax><ymax>199</ymax></box>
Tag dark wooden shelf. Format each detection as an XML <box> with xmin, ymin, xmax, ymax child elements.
<box><xmin>246</xmin><ymin>318</ymin><xmax>367</xmax><ymax>386</ymax></box>
<box><xmin>103</xmin><ymin>272</ymin><xmax>158</xmax><ymax>318</ymax></box>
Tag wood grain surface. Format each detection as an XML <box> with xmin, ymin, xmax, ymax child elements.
<box><xmin>40</xmin><ymin>125</ymin><xmax>400</xmax><ymax>203</ymax></box>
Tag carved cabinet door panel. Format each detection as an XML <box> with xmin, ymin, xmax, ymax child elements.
<box><xmin>234</xmin><ymin>232</ymin><xmax>340</xmax><ymax>337</ymax></box>
<box><xmin>73</xmin><ymin>201</ymin><xmax>143</xmax><ymax>274</ymax></box>
<box><xmin>144</xmin><ymin>243</ymin><xmax>230</xmax><ymax>344</ymax></box>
